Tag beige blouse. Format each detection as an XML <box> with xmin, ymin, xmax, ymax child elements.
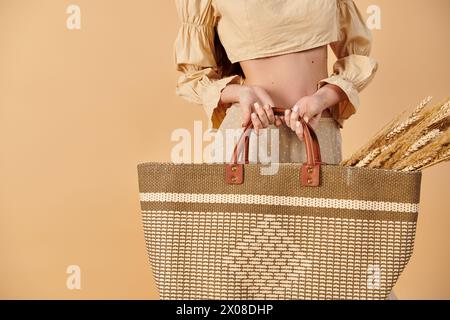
<box><xmin>173</xmin><ymin>0</ymin><xmax>378</xmax><ymax>130</ymax></box>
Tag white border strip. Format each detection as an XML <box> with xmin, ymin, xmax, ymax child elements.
<box><xmin>139</xmin><ymin>192</ymin><xmax>419</xmax><ymax>213</ymax></box>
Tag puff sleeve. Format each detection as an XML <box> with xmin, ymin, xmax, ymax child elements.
<box><xmin>317</xmin><ymin>0</ymin><xmax>378</xmax><ymax>128</ymax></box>
<box><xmin>173</xmin><ymin>0</ymin><xmax>244</xmax><ymax>130</ymax></box>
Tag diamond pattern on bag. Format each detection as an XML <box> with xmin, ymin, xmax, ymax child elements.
<box><xmin>223</xmin><ymin>214</ymin><xmax>312</xmax><ymax>299</ymax></box>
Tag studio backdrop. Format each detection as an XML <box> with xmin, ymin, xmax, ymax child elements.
<box><xmin>0</xmin><ymin>0</ymin><xmax>449</xmax><ymax>299</ymax></box>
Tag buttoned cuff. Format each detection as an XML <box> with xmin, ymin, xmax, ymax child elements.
<box><xmin>202</xmin><ymin>74</ymin><xmax>243</xmax><ymax>130</ymax></box>
<box><xmin>318</xmin><ymin>75</ymin><xmax>360</xmax><ymax>129</ymax></box>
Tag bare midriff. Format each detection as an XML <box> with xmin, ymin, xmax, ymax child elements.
<box><xmin>239</xmin><ymin>45</ymin><xmax>332</xmax><ymax>117</ymax></box>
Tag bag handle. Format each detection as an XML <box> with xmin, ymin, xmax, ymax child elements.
<box><xmin>225</xmin><ymin>107</ymin><xmax>323</xmax><ymax>187</ymax></box>
<box><xmin>230</xmin><ymin>107</ymin><xmax>322</xmax><ymax>164</ymax></box>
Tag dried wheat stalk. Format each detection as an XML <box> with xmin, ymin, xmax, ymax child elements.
<box><xmin>393</xmin><ymin>129</ymin><xmax>450</xmax><ymax>171</ymax></box>
<box><xmin>355</xmin><ymin>147</ymin><xmax>381</xmax><ymax>167</ymax></box>
<box><xmin>385</xmin><ymin>96</ymin><xmax>431</xmax><ymax>141</ymax></box>
<box><xmin>402</xmin><ymin>129</ymin><xmax>442</xmax><ymax>159</ymax></box>
<box><xmin>339</xmin><ymin>114</ymin><xmax>405</xmax><ymax>166</ymax></box>
<box><xmin>420</xmin><ymin>147</ymin><xmax>450</xmax><ymax>170</ymax></box>
<box><xmin>382</xmin><ymin>98</ymin><xmax>449</xmax><ymax>169</ymax></box>
<box><xmin>341</xmin><ymin>95</ymin><xmax>450</xmax><ymax>171</ymax></box>
<box><xmin>340</xmin><ymin>96</ymin><xmax>432</xmax><ymax>166</ymax></box>
<box><xmin>411</xmin><ymin>95</ymin><xmax>433</xmax><ymax>118</ymax></box>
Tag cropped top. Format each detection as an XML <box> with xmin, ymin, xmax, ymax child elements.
<box><xmin>173</xmin><ymin>0</ymin><xmax>378</xmax><ymax>130</ymax></box>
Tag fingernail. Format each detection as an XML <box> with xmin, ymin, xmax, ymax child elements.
<box><xmin>263</xmin><ymin>104</ymin><xmax>270</xmax><ymax>110</ymax></box>
<box><xmin>285</xmin><ymin>109</ymin><xmax>290</xmax><ymax>116</ymax></box>
<box><xmin>296</xmin><ymin>120</ymin><xmax>301</xmax><ymax>127</ymax></box>
<box><xmin>254</xmin><ymin>102</ymin><xmax>260</xmax><ymax>109</ymax></box>
<box><xmin>293</xmin><ymin>105</ymin><xmax>299</xmax><ymax>112</ymax></box>
<box><xmin>251</xmin><ymin>112</ymin><xmax>257</xmax><ymax>118</ymax></box>
<box><xmin>304</xmin><ymin>116</ymin><xmax>309</xmax><ymax>123</ymax></box>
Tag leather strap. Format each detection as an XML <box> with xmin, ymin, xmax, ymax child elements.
<box><xmin>231</xmin><ymin>107</ymin><xmax>322</xmax><ymax>164</ymax></box>
<box><xmin>226</xmin><ymin>106</ymin><xmax>323</xmax><ymax>187</ymax></box>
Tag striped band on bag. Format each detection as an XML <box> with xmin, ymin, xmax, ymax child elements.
<box><xmin>139</xmin><ymin>192</ymin><xmax>419</xmax><ymax>213</ymax></box>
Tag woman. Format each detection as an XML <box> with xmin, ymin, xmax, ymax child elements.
<box><xmin>174</xmin><ymin>0</ymin><xmax>378</xmax><ymax>165</ymax></box>
<box><xmin>172</xmin><ymin>0</ymin><xmax>392</xmax><ymax>299</ymax></box>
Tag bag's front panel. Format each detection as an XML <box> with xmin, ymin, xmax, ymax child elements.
<box><xmin>138</xmin><ymin>163</ymin><xmax>421</xmax><ymax>300</ymax></box>
<box><xmin>142</xmin><ymin>210</ymin><xmax>416</xmax><ymax>300</ymax></box>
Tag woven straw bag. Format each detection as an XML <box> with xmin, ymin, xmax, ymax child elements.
<box><xmin>137</xmin><ymin>107</ymin><xmax>422</xmax><ymax>300</ymax></box>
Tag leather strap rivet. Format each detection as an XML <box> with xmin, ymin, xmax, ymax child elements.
<box><xmin>307</xmin><ymin>166</ymin><xmax>313</xmax><ymax>174</ymax></box>
<box><xmin>231</xmin><ymin>166</ymin><xmax>237</xmax><ymax>172</ymax></box>
<box><xmin>307</xmin><ymin>178</ymin><xmax>313</xmax><ymax>184</ymax></box>
<box><xmin>231</xmin><ymin>176</ymin><xmax>237</xmax><ymax>183</ymax></box>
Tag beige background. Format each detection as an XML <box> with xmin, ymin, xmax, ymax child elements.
<box><xmin>0</xmin><ymin>0</ymin><xmax>449</xmax><ymax>299</ymax></box>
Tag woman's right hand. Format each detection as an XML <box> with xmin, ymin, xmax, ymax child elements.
<box><xmin>238</xmin><ymin>85</ymin><xmax>283</xmax><ymax>134</ymax></box>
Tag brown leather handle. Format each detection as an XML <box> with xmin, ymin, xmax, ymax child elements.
<box><xmin>226</xmin><ymin>106</ymin><xmax>323</xmax><ymax>187</ymax></box>
<box><xmin>231</xmin><ymin>107</ymin><xmax>322</xmax><ymax>164</ymax></box>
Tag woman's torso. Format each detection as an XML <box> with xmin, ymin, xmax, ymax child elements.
<box><xmin>239</xmin><ymin>45</ymin><xmax>332</xmax><ymax>117</ymax></box>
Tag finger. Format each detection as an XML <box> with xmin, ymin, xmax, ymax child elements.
<box><xmin>241</xmin><ymin>104</ymin><xmax>252</xmax><ymax>127</ymax></box>
<box><xmin>290</xmin><ymin>105</ymin><xmax>300</xmax><ymax>131</ymax></box>
<box><xmin>252</xmin><ymin>86</ymin><xmax>277</xmax><ymax>124</ymax></box>
<box><xmin>251</xmin><ymin>112</ymin><xmax>262</xmax><ymax>135</ymax></box>
<box><xmin>284</xmin><ymin>109</ymin><xmax>291</xmax><ymax>129</ymax></box>
<box><xmin>274</xmin><ymin>115</ymin><xmax>282</xmax><ymax>127</ymax></box>
<box><xmin>262</xmin><ymin>103</ymin><xmax>275</xmax><ymax>125</ymax></box>
<box><xmin>298</xmin><ymin>101</ymin><xmax>315</xmax><ymax>125</ymax></box>
<box><xmin>279</xmin><ymin>115</ymin><xmax>287</xmax><ymax>126</ymax></box>
<box><xmin>295</xmin><ymin>120</ymin><xmax>304</xmax><ymax>141</ymax></box>
<box><xmin>254</xmin><ymin>102</ymin><xmax>269</xmax><ymax>128</ymax></box>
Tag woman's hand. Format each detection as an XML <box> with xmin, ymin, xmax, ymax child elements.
<box><xmin>238</xmin><ymin>85</ymin><xmax>283</xmax><ymax>134</ymax></box>
<box><xmin>283</xmin><ymin>95</ymin><xmax>328</xmax><ymax>140</ymax></box>
<box><xmin>282</xmin><ymin>84</ymin><xmax>347</xmax><ymax>140</ymax></box>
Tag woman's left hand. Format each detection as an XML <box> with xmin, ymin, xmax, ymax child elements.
<box><xmin>281</xmin><ymin>95</ymin><xmax>329</xmax><ymax>140</ymax></box>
